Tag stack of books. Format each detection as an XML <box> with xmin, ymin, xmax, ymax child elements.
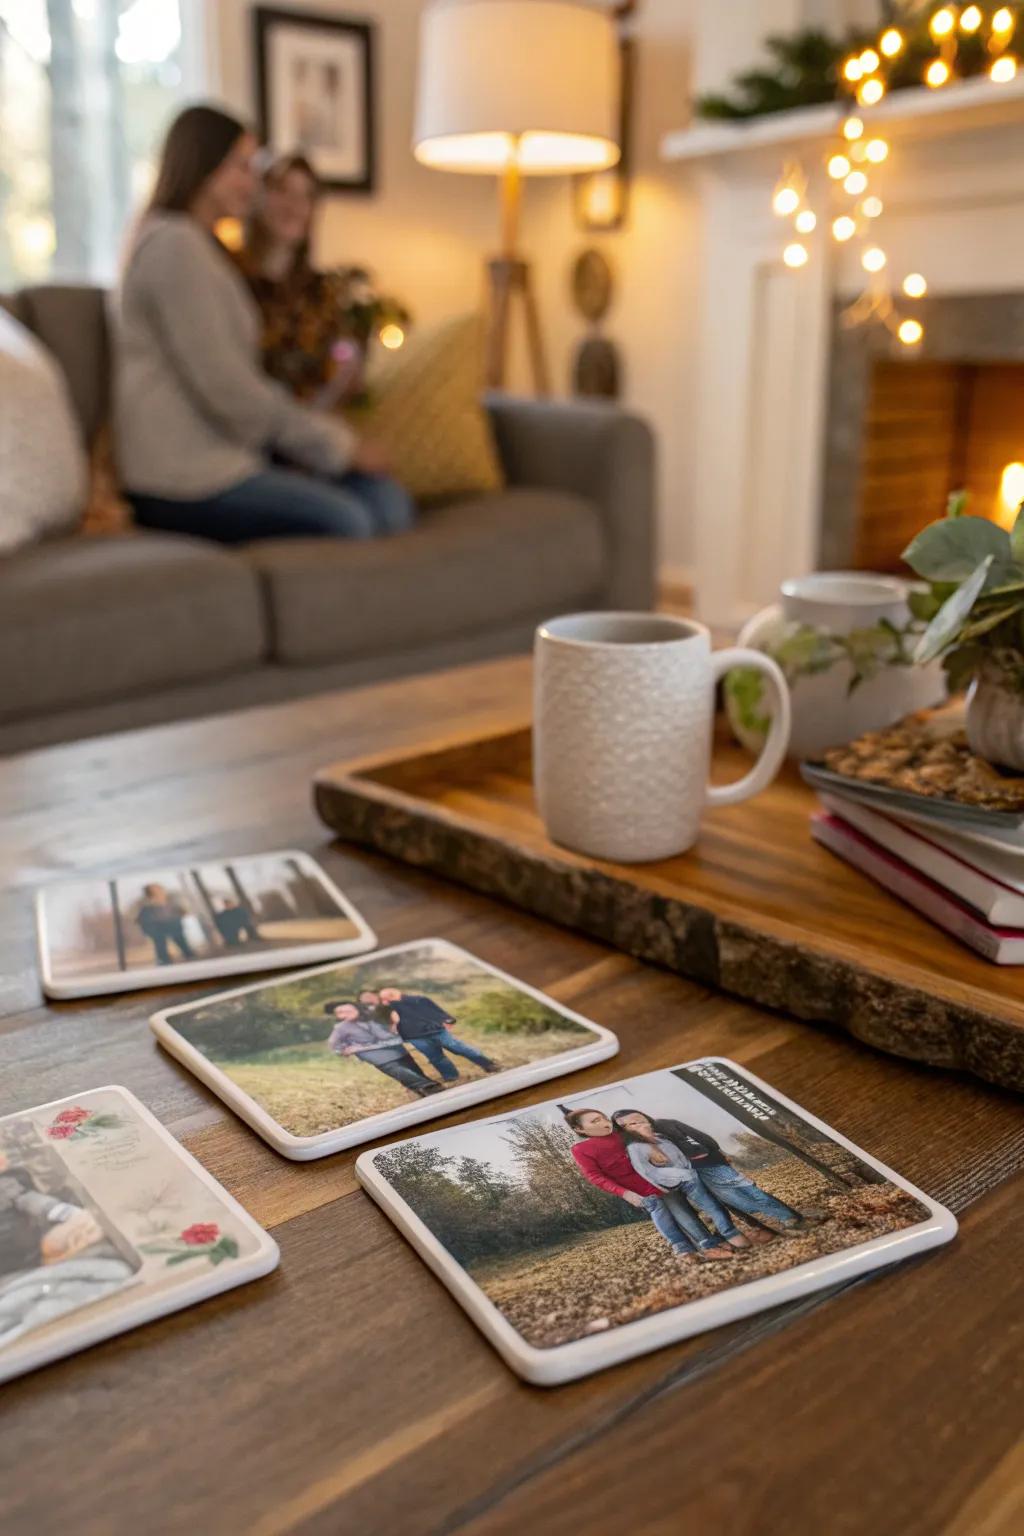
<box><xmin>801</xmin><ymin>710</ymin><xmax>1024</xmax><ymax>964</ymax></box>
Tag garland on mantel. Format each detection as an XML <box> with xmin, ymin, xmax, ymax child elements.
<box><xmin>697</xmin><ymin>5</ymin><xmax>1023</xmax><ymax>120</ymax></box>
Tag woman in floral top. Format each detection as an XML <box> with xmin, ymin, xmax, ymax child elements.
<box><xmin>236</xmin><ymin>153</ymin><xmax>367</xmax><ymax>407</ymax></box>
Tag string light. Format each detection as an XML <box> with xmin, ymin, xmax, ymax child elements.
<box><xmin>898</xmin><ymin>319</ymin><xmax>924</xmax><ymax>345</ymax></box>
<box><xmin>828</xmin><ymin>153</ymin><xmax>852</xmax><ymax>179</ymax></box>
<box><xmin>773</xmin><ymin>185</ymin><xmax>800</xmax><ymax>216</ymax></box>
<box><xmin>795</xmin><ymin>209</ymin><xmax>817</xmax><ymax>234</ymax></box>
<box><xmin>844</xmin><ymin>169</ymin><xmax>869</xmax><ymax>195</ymax></box>
<box><xmin>903</xmin><ymin>273</ymin><xmax>928</xmax><ymax>298</ymax></box>
<box><xmin>832</xmin><ymin>216</ymin><xmax>857</xmax><ymax>241</ymax></box>
<box><xmin>843</xmin><ymin>116</ymin><xmax>865</xmax><ymax>140</ymax></box>
<box><xmin>379</xmin><ymin>323</ymin><xmax>405</xmax><ymax>350</ymax></box>
<box><xmin>859</xmin><ymin>48</ymin><xmax>880</xmax><ymax>73</ymax></box>
<box><xmin>861</xmin><ymin>196</ymin><xmax>884</xmax><ymax>218</ymax></box>
<box><xmin>783</xmin><ymin>242</ymin><xmax>809</xmax><ymax>268</ymax></box>
<box><xmin>993</xmin><ymin>8</ymin><xmax>1015</xmax><ymax>35</ymax></box>
<box><xmin>926</xmin><ymin>58</ymin><xmax>951</xmax><ymax>87</ymax></box>
<box><xmin>843</xmin><ymin>56</ymin><xmax>863</xmax><ymax>82</ymax></box>
<box><xmin>859</xmin><ymin>77</ymin><xmax>886</xmax><ymax>105</ymax></box>
<box><xmin>991</xmin><ymin>54</ymin><xmax>1019</xmax><ymax>82</ymax></box>
<box><xmin>960</xmin><ymin>5</ymin><xmax>983</xmax><ymax>31</ymax></box>
<box><xmin>929</xmin><ymin>7</ymin><xmax>956</xmax><ymax>40</ymax></box>
<box><xmin>863</xmin><ymin>246</ymin><xmax>887</xmax><ymax>273</ymax></box>
<box><xmin>880</xmin><ymin>28</ymin><xmax>904</xmax><ymax>56</ymax></box>
<box><xmin>865</xmin><ymin>138</ymin><xmax>889</xmax><ymax>164</ymax></box>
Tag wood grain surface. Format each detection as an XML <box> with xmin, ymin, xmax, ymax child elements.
<box><xmin>315</xmin><ymin>725</ymin><xmax>1024</xmax><ymax>1092</ymax></box>
<box><xmin>2</xmin><ymin>658</ymin><xmax>1023</xmax><ymax>1536</ymax></box>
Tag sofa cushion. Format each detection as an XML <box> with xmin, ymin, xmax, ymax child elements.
<box><xmin>244</xmin><ymin>488</ymin><xmax>606</xmax><ymax>666</ymax></box>
<box><xmin>0</xmin><ymin>534</ymin><xmax>266</xmax><ymax>723</ymax></box>
<box><xmin>0</xmin><ymin>307</ymin><xmax>88</xmax><ymax>554</ymax></box>
<box><xmin>11</xmin><ymin>285</ymin><xmax>110</xmax><ymax>445</ymax></box>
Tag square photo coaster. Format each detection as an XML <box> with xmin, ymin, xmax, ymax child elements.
<box><xmin>36</xmin><ymin>850</ymin><xmax>376</xmax><ymax>999</ymax></box>
<box><xmin>0</xmin><ymin>1086</ymin><xmax>278</xmax><ymax>1385</ymax></box>
<box><xmin>356</xmin><ymin>1057</ymin><xmax>957</xmax><ymax>1385</ymax></box>
<box><xmin>150</xmin><ymin>939</ymin><xmax>619</xmax><ymax>1158</ymax></box>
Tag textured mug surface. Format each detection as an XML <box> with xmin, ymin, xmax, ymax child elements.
<box><xmin>534</xmin><ymin>612</ymin><xmax>790</xmax><ymax>863</ymax></box>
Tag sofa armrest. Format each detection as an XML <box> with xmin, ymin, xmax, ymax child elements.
<box><xmin>485</xmin><ymin>394</ymin><xmax>657</xmax><ymax>610</ymax></box>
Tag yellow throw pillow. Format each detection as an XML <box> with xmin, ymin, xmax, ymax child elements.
<box><xmin>348</xmin><ymin>314</ymin><xmax>504</xmax><ymax>502</ymax></box>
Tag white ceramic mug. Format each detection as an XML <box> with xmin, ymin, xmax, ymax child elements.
<box><xmin>534</xmin><ymin>612</ymin><xmax>791</xmax><ymax>862</ymax></box>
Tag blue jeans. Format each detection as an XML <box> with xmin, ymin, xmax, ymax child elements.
<box><xmin>407</xmin><ymin>1028</ymin><xmax>498</xmax><ymax>1082</ymax></box>
<box><xmin>641</xmin><ymin>1194</ymin><xmax>696</xmax><ymax>1254</ymax></box>
<box><xmin>129</xmin><ymin>468</ymin><xmax>415</xmax><ymax>544</ymax></box>
<box><xmin>699</xmin><ymin>1165</ymin><xmax>799</xmax><ymax>1225</ymax></box>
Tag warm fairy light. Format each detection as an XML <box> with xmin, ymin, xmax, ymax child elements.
<box><xmin>783</xmin><ymin>242</ymin><xmax>809</xmax><ymax>269</ymax></box>
<box><xmin>993</xmin><ymin>8</ymin><xmax>1015</xmax><ymax>35</ymax></box>
<box><xmin>881</xmin><ymin>27</ymin><xmax>904</xmax><ymax>56</ymax></box>
<box><xmin>926</xmin><ymin>58</ymin><xmax>952</xmax><ymax>86</ymax></box>
<box><xmin>833</xmin><ymin>215</ymin><xmax>857</xmax><ymax>241</ymax></box>
<box><xmin>960</xmin><ymin>4</ymin><xmax>983</xmax><ymax>30</ymax></box>
<box><xmin>898</xmin><ymin>318</ymin><xmax>924</xmax><ymax>345</ymax></box>
<box><xmin>828</xmin><ymin>153</ymin><xmax>852</xmax><ymax>179</ymax></box>
<box><xmin>859</xmin><ymin>77</ymin><xmax>886</xmax><ymax>105</ymax></box>
<box><xmin>850</xmin><ymin>139</ymin><xmax>869</xmax><ymax>162</ymax></box>
<box><xmin>843</xmin><ymin>116</ymin><xmax>865</xmax><ymax>140</ymax></box>
<box><xmin>999</xmin><ymin>463</ymin><xmax>1024</xmax><ymax>525</ymax></box>
<box><xmin>991</xmin><ymin>54</ymin><xmax>1019</xmax><ymax>82</ymax></box>
<box><xmin>773</xmin><ymin>185</ymin><xmax>801</xmax><ymax>216</ymax></box>
<box><xmin>865</xmin><ymin>138</ymin><xmax>889</xmax><ymax>163</ymax></box>
<box><xmin>795</xmin><ymin>209</ymin><xmax>817</xmax><ymax>233</ymax></box>
<box><xmin>863</xmin><ymin>246</ymin><xmax>887</xmax><ymax>273</ymax></box>
<box><xmin>861</xmin><ymin>195</ymin><xmax>884</xmax><ymax>218</ymax></box>
<box><xmin>844</xmin><ymin>169</ymin><xmax>869</xmax><ymax>195</ymax></box>
<box><xmin>903</xmin><ymin>272</ymin><xmax>928</xmax><ymax>298</ymax></box>
<box><xmin>929</xmin><ymin>7</ymin><xmax>956</xmax><ymax>39</ymax></box>
<box><xmin>843</xmin><ymin>56</ymin><xmax>863</xmax><ymax>82</ymax></box>
<box><xmin>379</xmin><ymin>323</ymin><xmax>406</xmax><ymax>350</ymax></box>
<box><xmin>859</xmin><ymin>47</ymin><xmax>880</xmax><ymax>73</ymax></box>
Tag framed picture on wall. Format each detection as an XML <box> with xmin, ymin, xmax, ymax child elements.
<box><xmin>253</xmin><ymin>7</ymin><xmax>376</xmax><ymax>192</ymax></box>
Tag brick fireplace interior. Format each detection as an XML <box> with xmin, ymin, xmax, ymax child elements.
<box><xmin>820</xmin><ymin>293</ymin><xmax>1024</xmax><ymax>576</ymax></box>
<box><xmin>856</xmin><ymin>359</ymin><xmax>1024</xmax><ymax>570</ymax></box>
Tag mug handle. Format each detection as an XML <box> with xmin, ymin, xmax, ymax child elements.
<box><xmin>707</xmin><ymin>649</ymin><xmax>791</xmax><ymax>808</ymax></box>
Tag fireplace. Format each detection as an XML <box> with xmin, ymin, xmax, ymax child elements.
<box><xmin>820</xmin><ymin>292</ymin><xmax>1024</xmax><ymax>572</ymax></box>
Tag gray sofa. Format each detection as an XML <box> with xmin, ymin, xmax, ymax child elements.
<box><xmin>0</xmin><ymin>285</ymin><xmax>656</xmax><ymax>754</ymax></box>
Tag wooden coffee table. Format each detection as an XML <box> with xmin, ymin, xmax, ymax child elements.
<box><xmin>2</xmin><ymin>657</ymin><xmax>1023</xmax><ymax>1536</ymax></box>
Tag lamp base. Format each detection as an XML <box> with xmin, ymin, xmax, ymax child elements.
<box><xmin>484</xmin><ymin>256</ymin><xmax>550</xmax><ymax>396</ymax></box>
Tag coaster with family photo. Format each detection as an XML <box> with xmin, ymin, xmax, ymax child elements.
<box><xmin>0</xmin><ymin>1086</ymin><xmax>279</xmax><ymax>1385</ymax></box>
<box><xmin>355</xmin><ymin>1057</ymin><xmax>957</xmax><ymax>1385</ymax></box>
<box><xmin>150</xmin><ymin>939</ymin><xmax>619</xmax><ymax>1158</ymax></box>
<box><xmin>36</xmin><ymin>850</ymin><xmax>376</xmax><ymax>998</ymax></box>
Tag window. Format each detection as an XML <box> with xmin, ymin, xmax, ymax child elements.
<box><xmin>0</xmin><ymin>0</ymin><xmax>195</xmax><ymax>288</ymax></box>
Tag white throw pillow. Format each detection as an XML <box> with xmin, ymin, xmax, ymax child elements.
<box><xmin>0</xmin><ymin>306</ymin><xmax>87</xmax><ymax>554</ymax></box>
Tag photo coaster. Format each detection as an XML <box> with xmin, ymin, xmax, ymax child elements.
<box><xmin>0</xmin><ymin>1086</ymin><xmax>278</xmax><ymax>1385</ymax></box>
<box><xmin>150</xmin><ymin>939</ymin><xmax>619</xmax><ymax>1159</ymax></box>
<box><xmin>356</xmin><ymin>1057</ymin><xmax>957</xmax><ymax>1385</ymax></box>
<box><xmin>36</xmin><ymin>850</ymin><xmax>376</xmax><ymax>999</ymax></box>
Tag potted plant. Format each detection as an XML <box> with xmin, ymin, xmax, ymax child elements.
<box><xmin>904</xmin><ymin>493</ymin><xmax>1024</xmax><ymax>770</ymax></box>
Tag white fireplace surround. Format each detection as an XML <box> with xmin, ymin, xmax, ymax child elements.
<box><xmin>662</xmin><ymin>75</ymin><xmax>1024</xmax><ymax>630</ymax></box>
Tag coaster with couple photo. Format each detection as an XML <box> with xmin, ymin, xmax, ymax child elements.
<box><xmin>0</xmin><ymin>1087</ymin><xmax>278</xmax><ymax>1385</ymax></box>
<box><xmin>355</xmin><ymin>1057</ymin><xmax>956</xmax><ymax>1385</ymax></box>
<box><xmin>150</xmin><ymin>939</ymin><xmax>619</xmax><ymax>1158</ymax></box>
<box><xmin>36</xmin><ymin>850</ymin><xmax>376</xmax><ymax>998</ymax></box>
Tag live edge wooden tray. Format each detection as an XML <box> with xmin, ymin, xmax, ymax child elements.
<box><xmin>315</xmin><ymin>724</ymin><xmax>1024</xmax><ymax>1094</ymax></box>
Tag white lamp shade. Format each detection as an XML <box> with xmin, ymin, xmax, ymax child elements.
<box><xmin>414</xmin><ymin>0</ymin><xmax>620</xmax><ymax>175</ymax></box>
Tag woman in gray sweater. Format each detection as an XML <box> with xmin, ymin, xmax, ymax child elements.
<box><xmin>116</xmin><ymin>105</ymin><xmax>413</xmax><ymax>542</ymax></box>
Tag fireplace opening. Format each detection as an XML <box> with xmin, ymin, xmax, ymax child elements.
<box><xmin>855</xmin><ymin>359</ymin><xmax>1024</xmax><ymax>571</ymax></box>
<box><xmin>819</xmin><ymin>293</ymin><xmax>1024</xmax><ymax>576</ymax></box>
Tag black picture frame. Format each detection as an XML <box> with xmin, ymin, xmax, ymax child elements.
<box><xmin>253</xmin><ymin>7</ymin><xmax>376</xmax><ymax>194</ymax></box>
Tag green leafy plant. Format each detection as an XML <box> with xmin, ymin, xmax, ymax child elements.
<box><xmin>903</xmin><ymin>492</ymin><xmax>1024</xmax><ymax>694</ymax></box>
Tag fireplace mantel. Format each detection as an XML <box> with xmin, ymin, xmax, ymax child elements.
<box><xmin>662</xmin><ymin>81</ymin><xmax>1024</xmax><ymax>629</ymax></box>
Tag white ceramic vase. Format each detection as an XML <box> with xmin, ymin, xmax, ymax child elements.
<box><xmin>966</xmin><ymin>674</ymin><xmax>1024</xmax><ymax>771</ymax></box>
<box><xmin>727</xmin><ymin>572</ymin><xmax>947</xmax><ymax>761</ymax></box>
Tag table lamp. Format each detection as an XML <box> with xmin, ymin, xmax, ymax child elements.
<box><xmin>414</xmin><ymin>0</ymin><xmax>620</xmax><ymax>393</ymax></box>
